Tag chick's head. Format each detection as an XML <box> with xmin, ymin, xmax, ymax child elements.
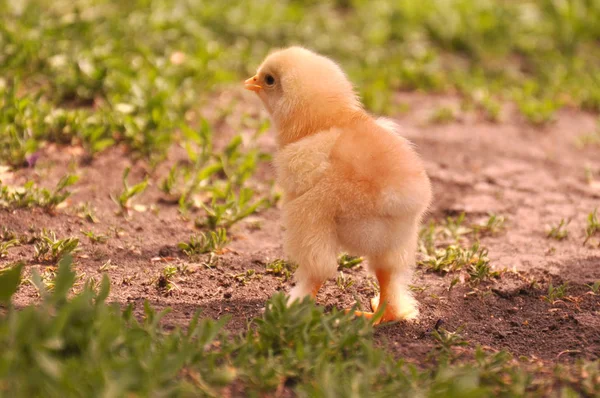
<box><xmin>245</xmin><ymin>47</ymin><xmax>362</xmax><ymax>145</ymax></box>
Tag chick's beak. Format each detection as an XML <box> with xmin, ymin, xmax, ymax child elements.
<box><xmin>244</xmin><ymin>75</ymin><xmax>262</xmax><ymax>92</ymax></box>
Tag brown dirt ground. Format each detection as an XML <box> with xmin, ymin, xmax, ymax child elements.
<box><xmin>1</xmin><ymin>92</ymin><xmax>599</xmax><ymax>365</ymax></box>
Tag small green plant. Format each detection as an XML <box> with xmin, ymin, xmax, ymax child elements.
<box><xmin>462</xmin><ymin>92</ymin><xmax>502</xmax><ymax>122</ymax></box>
<box><xmin>543</xmin><ymin>282</ymin><xmax>569</xmax><ymax>303</ymax></box>
<box><xmin>220</xmin><ymin>134</ymin><xmax>270</xmax><ymax>187</ymax></box>
<box><xmin>587</xmin><ymin>281</ymin><xmax>600</xmax><ymax>294</ymax></box>
<box><xmin>420</xmin><ymin>242</ymin><xmax>488</xmax><ymax>275</ymax></box>
<box><xmin>99</xmin><ymin>259</ymin><xmax>115</xmax><ymax>272</ymax></box>
<box><xmin>32</xmin><ymin>255</ymin><xmax>84</xmax><ymax>292</ymax></box>
<box><xmin>448</xmin><ymin>276</ymin><xmax>460</xmax><ymax>291</ymax></box>
<box><xmin>178</xmin><ymin>229</ymin><xmax>228</xmax><ymax>257</ymax></box>
<box><xmin>265</xmin><ymin>259</ymin><xmax>297</xmax><ymax>281</ymax></box>
<box><xmin>479</xmin><ymin>96</ymin><xmax>502</xmax><ymax>122</ymax></box>
<box><xmin>39</xmin><ymin>266</ymin><xmax>59</xmax><ymax>291</ymax></box>
<box><xmin>409</xmin><ymin>284</ymin><xmax>428</xmax><ymax>294</ymax></box>
<box><xmin>472</xmin><ymin>214</ymin><xmax>505</xmax><ymax>237</ymax></box>
<box><xmin>0</xmin><ymin>174</ymin><xmax>79</xmax><ymax>211</ymax></box>
<box><xmin>441</xmin><ymin>213</ymin><xmax>471</xmax><ymax>242</ymax></box>
<box><xmin>111</xmin><ymin>167</ymin><xmax>148</xmax><ymax>216</ymax></box>
<box><xmin>431</xmin><ymin>327</ymin><xmax>468</xmax><ymax>360</ymax></box>
<box><xmin>1</xmin><ymin>228</ymin><xmax>33</xmax><ymax>245</ymax></box>
<box><xmin>467</xmin><ymin>255</ymin><xmax>500</xmax><ymax>285</ymax></box>
<box><xmin>338</xmin><ymin>254</ymin><xmax>363</xmax><ymax>269</ymax></box>
<box><xmin>547</xmin><ymin>219</ymin><xmax>570</xmax><ymax>241</ymax></box>
<box><xmin>421</xmin><ymin>245</ymin><xmax>463</xmax><ymax>273</ymax></box>
<box><xmin>0</xmin><ymin>87</ymin><xmax>41</xmax><ymax>167</ymax></box>
<box><xmin>0</xmin><ymin>227</ymin><xmax>18</xmax><ymax>242</ymax></box>
<box><xmin>429</xmin><ymin>106</ymin><xmax>456</xmax><ymax>124</ymax></box>
<box><xmin>231</xmin><ymin>269</ymin><xmax>259</xmax><ymax>285</ymax></box>
<box><xmin>157</xmin><ymin>264</ymin><xmax>178</xmax><ymax>293</ymax></box>
<box><xmin>516</xmin><ymin>96</ymin><xmax>559</xmax><ymax>125</ymax></box>
<box><xmin>159</xmin><ymin>129</ymin><xmax>272</xmax><ymax>217</ymax></box>
<box><xmin>197</xmin><ymin>186</ymin><xmax>270</xmax><ymax>230</ymax></box>
<box><xmin>336</xmin><ymin>271</ymin><xmax>354</xmax><ymax>291</ymax></box>
<box><xmin>583</xmin><ymin>208</ymin><xmax>600</xmax><ymax>246</ymax></box>
<box><xmin>0</xmin><ymin>239</ymin><xmax>19</xmax><ymax>257</ymax></box>
<box><xmin>419</xmin><ymin>221</ymin><xmax>437</xmax><ymax>255</ymax></box>
<box><xmin>41</xmin><ymin>174</ymin><xmax>79</xmax><ymax>211</ymax></box>
<box><xmin>81</xmin><ymin>229</ymin><xmax>109</xmax><ymax>244</ymax></box>
<box><xmin>75</xmin><ymin>202</ymin><xmax>99</xmax><ymax>223</ymax></box>
<box><xmin>160</xmin><ymin>162</ymin><xmax>222</xmax><ymax>212</ymax></box>
<box><xmin>163</xmin><ymin>265</ymin><xmax>177</xmax><ymax>279</ymax></box>
<box><xmin>420</xmin><ymin>214</ymin><xmax>505</xmax><ymax>257</ymax></box>
<box><xmin>80</xmin><ymin>124</ymin><xmax>115</xmax><ymax>158</ymax></box>
<box><xmin>160</xmin><ymin>165</ymin><xmax>179</xmax><ymax>197</ymax></box>
<box><xmin>33</xmin><ymin>229</ymin><xmax>79</xmax><ymax>263</ymax></box>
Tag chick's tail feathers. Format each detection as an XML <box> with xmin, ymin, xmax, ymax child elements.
<box><xmin>375</xmin><ymin>117</ymin><xmax>402</xmax><ymax>135</ymax></box>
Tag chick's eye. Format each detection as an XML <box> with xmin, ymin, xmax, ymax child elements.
<box><xmin>265</xmin><ymin>74</ymin><xmax>275</xmax><ymax>86</ymax></box>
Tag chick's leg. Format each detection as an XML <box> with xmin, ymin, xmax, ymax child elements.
<box><xmin>352</xmin><ymin>245</ymin><xmax>419</xmax><ymax>323</ymax></box>
<box><xmin>370</xmin><ymin>267</ymin><xmax>418</xmax><ymax>322</ymax></box>
<box><xmin>283</xmin><ymin>196</ymin><xmax>338</xmax><ymax>305</ymax></box>
<box><xmin>287</xmin><ymin>278</ymin><xmax>323</xmax><ymax>304</ymax></box>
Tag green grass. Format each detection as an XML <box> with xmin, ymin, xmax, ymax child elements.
<box><xmin>177</xmin><ymin>229</ymin><xmax>228</xmax><ymax>258</ymax></box>
<box><xmin>587</xmin><ymin>281</ymin><xmax>600</xmax><ymax>294</ymax></box>
<box><xmin>156</xmin><ymin>264</ymin><xmax>179</xmax><ymax>293</ymax></box>
<box><xmin>80</xmin><ymin>229</ymin><xmax>109</xmax><ymax>245</ymax></box>
<box><xmin>472</xmin><ymin>214</ymin><xmax>506</xmax><ymax>237</ymax></box>
<box><xmin>584</xmin><ymin>208</ymin><xmax>600</xmax><ymax>246</ymax></box>
<box><xmin>1</xmin><ymin>0</ymin><xmax>600</xmax><ymax>171</ymax></box>
<box><xmin>197</xmin><ymin>185</ymin><xmax>272</xmax><ymax>230</ymax></box>
<box><xmin>420</xmin><ymin>241</ymin><xmax>493</xmax><ymax>279</ymax></box>
<box><xmin>110</xmin><ymin>167</ymin><xmax>149</xmax><ymax>217</ymax></box>
<box><xmin>74</xmin><ymin>202</ymin><xmax>99</xmax><ymax>223</ymax></box>
<box><xmin>547</xmin><ymin>218</ymin><xmax>570</xmax><ymax>241</ymax></box>
<box><xmin>265</xmin><ymin>259</ymin><xmax>297</xmax><ymax>282</ymax></box>
<box><xmin>419</xmin><ymin>213</ymin><xmax>482</xmax><ymax>255</ymax></box>
<box><xmin>418</xmin><ymin>215</ymin><xmax>503</xmax><ymax>287</ymax></box>
<box><xmin>335</xmin><ymin>271</ymin><xmax>355</xmax><ymax>291</ymax></box>
<box><xmin>1</xmin><ymin>257</ymin><xmax>598</xmax><ymax>397</ymax></box>
<box><xmin>337</xmin><ymin>253</ymin><xmax>364</xmax><ymax>269</ymax></box>
<box><xmin>543</xmin><ymin>282</ymin><xmax>570</xmax><ymax>304</ymax></box>
<box><xmin>33</xmin><ymin>229</ymin><xmax>80</xmax><ymax>263</ymax></box>
<box><xmin>440</xmin><ymin>213</ymin><xmax>472</xmax><ymax>242</ymax></box>
<box><xmin>230</xmin><ymin>269</ymin><xmax>260</xmax><ymax>286</ymax></box>
<box><xmin>2</xmin><ymin>1</ymin><xmax>600</xmax><ymax>395</ymax></box>
<box><xmin>429</xmin><ymin>106</ymin><xmax>457</xmax><ymax>124</ymax></box>
<box><xmin>0</xmin><ymin>174</ymin><xmax>78</xmax><ymax>211</ymax></box>
<box><xmin>160</xmin><ymin>125</ymin><xmax>273</xmax><ymax>220</ymax></box>
<box><xmin>0</xmin><ymin>239</ymin><xmax>18</xmax><ymax>258</ymax></box>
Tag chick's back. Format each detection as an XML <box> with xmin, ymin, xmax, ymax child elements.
<box><xmin>329</xmin><ymin>118</ymin><xmax>432</xmax><ymax>219</ymax></box>
<box><xmin>274</xmin><ymin>117</ymin><xmax>431</xmax><ymax>221</ymax></box>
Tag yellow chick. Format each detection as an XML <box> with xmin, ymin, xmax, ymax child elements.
<box><xmin>245</xmin><ymin>47</ymin><xmax>432</xmax><ymax>323</ymax></box>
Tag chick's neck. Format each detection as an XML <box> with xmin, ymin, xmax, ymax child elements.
<box><xmin>275</xmin><ymin>104</ymin><xmax>367</xmax><ymax>148</ymax></box>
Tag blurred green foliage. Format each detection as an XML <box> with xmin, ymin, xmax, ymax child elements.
<box><xmin>0</xmin><ymin>174</ymin><xmax>79</xmax><ymax>210</ymax></box>
<box><xmin>1</xmin><ymin>257</ymin><xmax>598</xmax><ymax>396</ymax></box>
<box><xmin>1</xmin><ymin>0</ymin><xmax>600</xmax><ymax>164</ymax></box>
